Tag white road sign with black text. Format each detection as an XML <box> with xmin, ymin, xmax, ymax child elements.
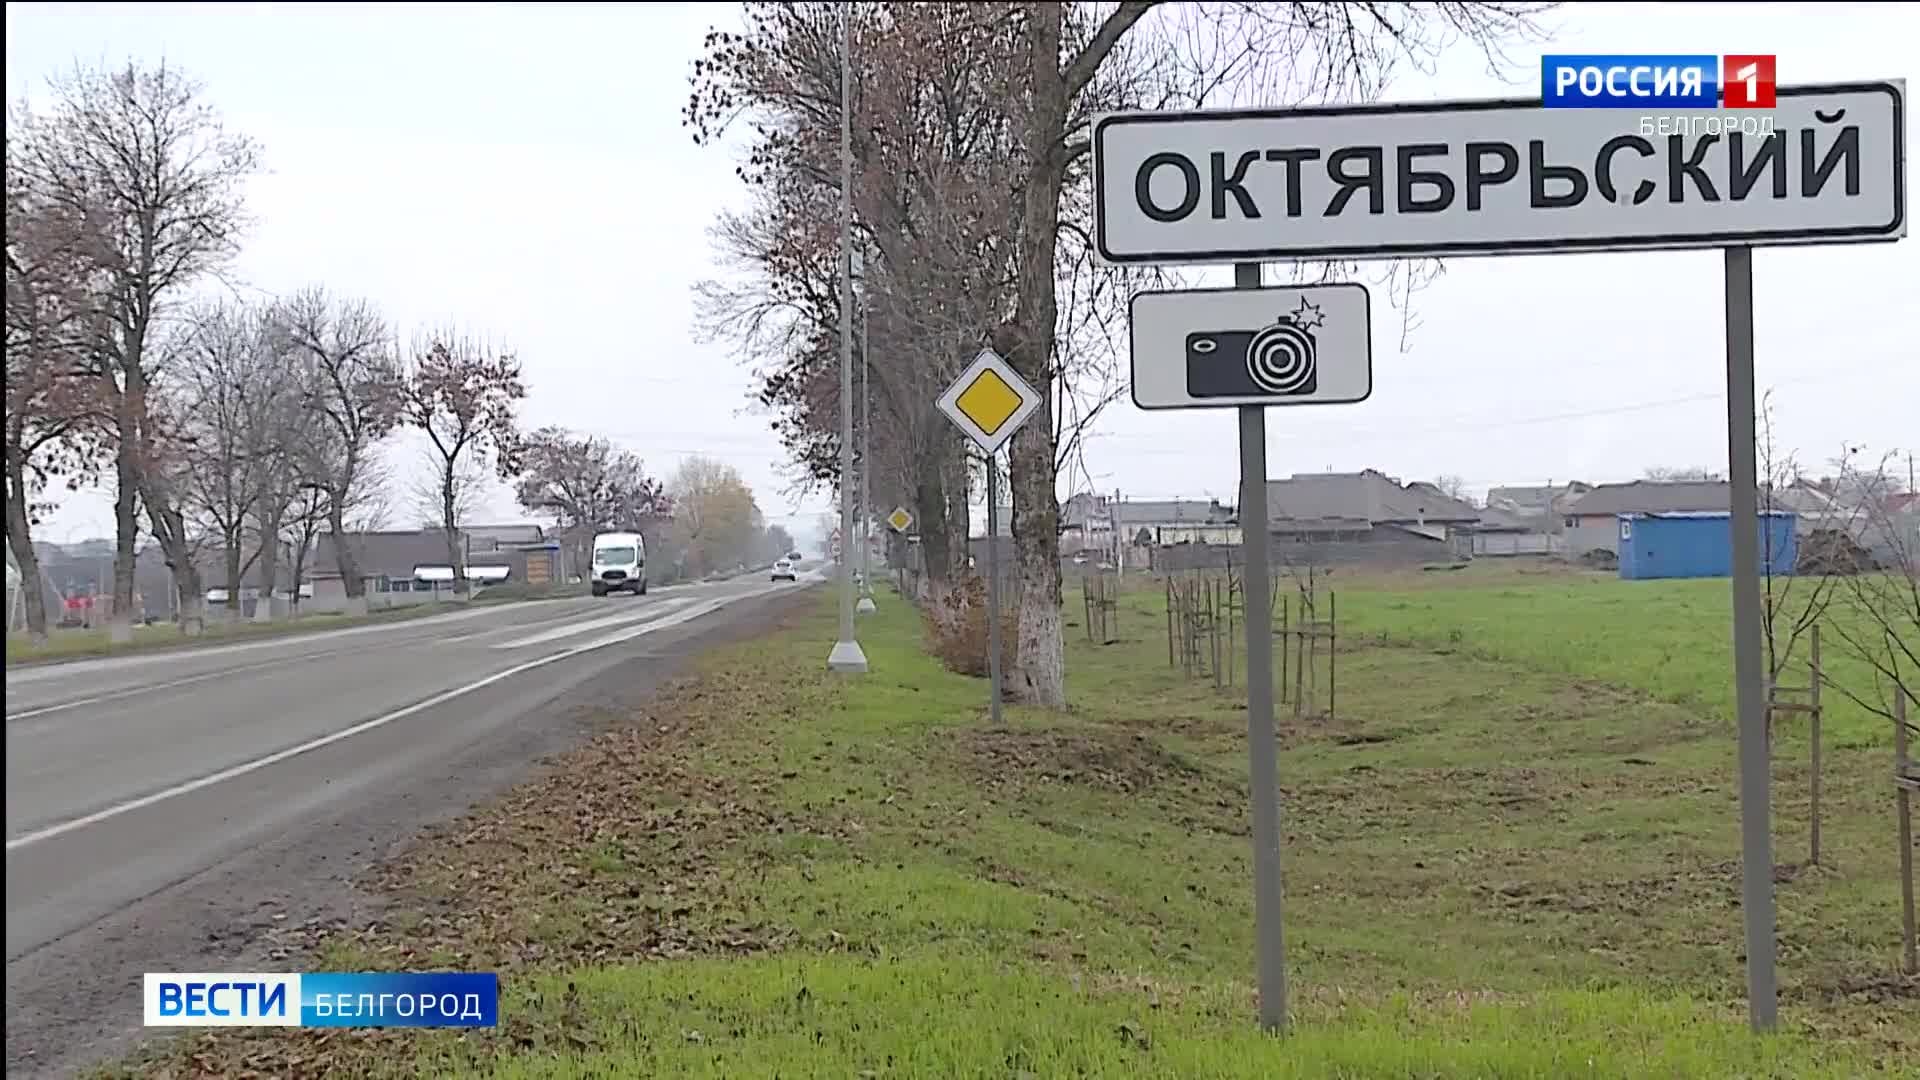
<box><xmin>1129</xmin><ymin>284</ymin><xmax>1372</xmax><ymax>410</ymax></box>
<box><xmin>1094</xmin><ymin>81</ymin><xmax>1905</xmax><ymax>264</ymax></box>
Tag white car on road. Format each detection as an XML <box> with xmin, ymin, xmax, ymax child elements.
<box><xmin>770</xmin><ymin>559</ymin><xmax>798</xmax><ymax>582</ymax></box>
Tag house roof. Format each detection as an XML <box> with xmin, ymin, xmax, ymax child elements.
<box><xmin>1567</xmin><ymin>480</ymin><xmax>1732</xmax><ymax>517</ymax></box>
<box><xmin>1621</xmin><ymin>510</ymin><xmax>1794</xmax><ymax>520</ymax></box>
<box><xmin>1117</xmin><ymin>499</ymin><xmax>1232</xmax><ymax>526</ymax></box>
<box><xmin>466</xmin><ymin>523</ymin><xmax>547</xmax><ymax>549</ymax></box>
<box><xmin>1061</xmin><ymin>495</ymin><xmax>1235</xmax><ymax>528</ymax></box>
<box><xmin>1476</xmin><ymin>505</ymin><xmax>1546</xmax><ymax>532</ymax></box>
<box><xmin>1266</xmin><ymin>470</ymin><xmax>1479</xmax><ymax>526</ymax></box>
<box><xmin>316</xmin><ymin>530</ymin><xmax>465</xmax><ymax>580</ymax></box>
<box><xmin>1486</xmin><ymin>482</ymin><xmax>1592</xmax><ymax>512</ymax></box>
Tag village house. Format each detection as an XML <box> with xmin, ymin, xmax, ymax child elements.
<box><xmin>1264</xmin><ymin>470</ymin><xmax>1480</xmax><ymax>566</ymax></box>
<box><xmin>1562</xmin><ymin>480</ymin><xmax>1735</xmax><ymax>558</ymax></box>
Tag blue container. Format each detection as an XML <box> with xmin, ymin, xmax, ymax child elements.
<box><xmin>1617</xmin><ymin>511</ymin><xmax>1796</xmax><ymax>580</ymax></box>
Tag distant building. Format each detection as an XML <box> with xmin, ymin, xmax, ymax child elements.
<box><xmin>1616</xmin><ymin>511</ymin><xmax>1796</xmax><ymax>581</ymax></box>
<box><xmin>1265</xmin><ymin>470</ymin><xmax>1479</xmax><ymax>566</ymax></box>
<box><xmin>309</xmin><ymin>526</ymin><xmax>555</xmax><ymax>612</ymax></box>
<box><xmin>1059</xmin><ymin>494</ymin><xmax>1238</xmax><ymax>567</ymax></box>
<box><xmin>1563</xmin><ymin>481</ymin><xmax>1734</xmax><ymax>557</ymax></box>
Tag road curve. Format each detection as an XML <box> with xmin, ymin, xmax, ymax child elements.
<box><xmin>4</xmin><ymin>574</ymin><xmax>807</xmax><ymax>1077</ymax></box>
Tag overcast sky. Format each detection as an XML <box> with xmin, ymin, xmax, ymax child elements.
<box><xmin>7</xmin><ymin>2</ymin><xmax>1915</xmax><ymax>547</ymax></box>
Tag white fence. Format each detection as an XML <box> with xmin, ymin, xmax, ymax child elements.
<box><xmin>1469</xmin><ymin>532</ymin><xmax>1568</xmax><ymax>558</ymax></box>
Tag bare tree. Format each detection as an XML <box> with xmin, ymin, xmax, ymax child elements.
<box><xmin>9</xmin><ymin>60</ymin><xmax>261</xmax><ymax>640</ymax></box>
<box><xmin>245</xmin><ymin>377</ymin><xmax>315</xmax><ymax>623</ymax></box>
<box><xmin>512</xmin><ymin>426</ymin><xmax>670</xmax><ymax>577</ymax></box>
<box><xmin>1433</xmin><ymin>474</ymin><xmax>1475</xmax><ymax>506</ymax></box>
<box><xmin>281</xmin><ymin>470</ymin><xmax>388</xmax><ymax>614</ymax></box>
<box><xmin>4</xmin><ymin>146</ymin><xmax>117</xmax><ymax>643</ymax></box>
<box><xmin>412</xmin><ymin>450</ymin><xmax>487</xmax><ymax>533</ymax></box>
<box><xmin>690</xmin><ymin>1</ymin><xmax>1548</xmax><ymax>706</ymax></box>
<box><xmin>1643</xmin><ymin>465</ymin><xmax>1724</xmax><ymax>482</ymax></box>
<box><xmin>1819</xmin><ymin>450</ymin><xmax>1919</xmax><ymax>729</ymax></box>
<box><xmin>400</xmin><ymin>332</ymin><xmax>524</xmax><ymax>595</ymax></box>
<box><xmin>278</xmin><ymin>287</ymin><xmax>400</xmax><ymax>615</ymax></box>
<box><xmin>176</xmin><ymin>300</ymin><xmax>300</xmax><ymax>620</ymax></box>
<box><xmin>1753</xmin><ymin>392</ymin><xmax>1850</xmax><ymax>694</ymax></box>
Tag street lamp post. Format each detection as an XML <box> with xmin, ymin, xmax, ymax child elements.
<box><xmin>857</xmin><ymin>299</ymin><xmax>877</xmax><ymax>615</ymax></box>
<box><xmin>826</xmin><ymin>5</ymin><xmax>868</xmax><ymax>674</ymax></box>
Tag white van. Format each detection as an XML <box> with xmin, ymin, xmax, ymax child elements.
<box><xmin>590</xmin><ymin>532</ymin><xmax>648</xmax><ymax>597</ymax></box>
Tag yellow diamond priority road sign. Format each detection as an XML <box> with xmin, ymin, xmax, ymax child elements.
<box><xmin>886</xmin><ymin>506</ymin><xmax>915</xmax><ymax>533</ymax></box>
<box><xmin>937</xmin><ymin>348</ymin><xmax>1042</xmax><ymax>455</ymax></box>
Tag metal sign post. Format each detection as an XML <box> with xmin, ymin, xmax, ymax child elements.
<box><xmin>985</xmin><ymin>453</ymin><xmax>1004</xmax><ymax>727</ymax></box>
<box><xmin>1125</xmin><ymin>275</ymin><xmax>1373</xmax><ymax>1035</ymax></box>
<box><xmin>1096</xmin><ymin>80</ymin><xmax>1905</xmax><ymax>1035</ymax></box>
<box><xmin>936</xmin><ymin>348</ymin><xmax>1043</xmax><ymax>726</ymax></box>
<box><xmin>1722</xmin><ymin>245</ymin><xmax>1777</xmax><ymax>1026</ymax></box>
<box><xmin>1232</xmin><ymin>261</ymin><xmax>1288</xmax><ymax>1031</ymax></box>
<box><xmin>858</xmin><ymin>302</ymin><xmax>877</xmax><ymax>615</ymax></box>
<box><xmin>825</xmin><ymin>5</ymin><xmax>865</xmax><ymax>675</ymax></box>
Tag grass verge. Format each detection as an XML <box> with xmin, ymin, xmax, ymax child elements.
<box><xmin>111</xmin><ymin>582</ymin><xmax>1917</xmax><ymax>1078</ymax></box>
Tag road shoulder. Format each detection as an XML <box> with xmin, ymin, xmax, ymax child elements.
<box><xmin>5</xmin><ymin>586</ymin><xmax>813</xmax><ymax>1080</ymax></box>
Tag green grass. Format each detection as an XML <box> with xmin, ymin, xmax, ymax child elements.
<box><xmin>463</xmin><ymin>586</ymin><xmax>1915</xmax><ymax>1074</ymax></box>
<box><xmin>465</xmin><ymin>954</ymin><xmax>1859</xmax><ymax>1079</ymax></box>
<box><xmin>112</xmin><ymin>573</ymin><xmax>1917</xmax><ymax>1079</ymax></box>
<box><xmin>1117</xmin><ymin>562</ymin><xmax>1907</xmax><ymax>749</ymax></box>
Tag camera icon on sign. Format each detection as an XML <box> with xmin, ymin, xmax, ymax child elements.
<box><xmin>1184</xmin><ymin>297</ymin><xmax>1323</xmax><ymax>399</ymax></box>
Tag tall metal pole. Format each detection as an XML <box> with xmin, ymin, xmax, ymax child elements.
<box><xmin>857</xmin><ymin>301</ymin><xmax>877</xmax><ymax>613</ymax></box>
<box><xmin>826</xmin><ymin>6</ymin><xmax>866</xmax><ymax>673</ymax></box>
<box><xmin>986</xmin><ymin>454</ymin><xmax>1004</xmax><ymax>726</ymax></box>
<box><xmin>1724</xmin><ymin>244</ymin><xmax>1777</xmax><ymax>1030</ymax></box>
<box><xmin>1236</xmin><ymin>261</ymin><xmax>1287</xmax><ymax>1032</ymax></box>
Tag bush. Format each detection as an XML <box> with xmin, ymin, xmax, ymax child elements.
<box><xmin>922</xmin><ymin>574</ymin><xmax>1017</xmax><ymax>678</ymax></box>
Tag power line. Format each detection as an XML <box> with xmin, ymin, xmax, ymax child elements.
<box><xmin>1085</xmin><ymin>369</ymin><xmax>1865</xmax><ymax>456</ymax></box>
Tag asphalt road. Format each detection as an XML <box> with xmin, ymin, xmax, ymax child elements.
<box><xmin>4</xmin><ymin>573</ymin><xmax>812</xmax><ymax>1077</ymax></box>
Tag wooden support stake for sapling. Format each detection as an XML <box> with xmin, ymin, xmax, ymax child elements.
<box><xmin>1896</xmin><ymin>685</ymin><xmax>1916</xmax><ymax>975</ymax></box>
<box><xmin>1165</xmin><ymin>577</ymin><xmax>1174</xmax><ymax>668</ymax></box>
<box><xmin>1227</xmin><ymin>569</ymin><xmax>1237</xmax><ymax>689</ymax></box>
<box><xmin>1810</xmin><ymin>624</ymin><xmax>1823</xmax><ymax>867</ymax></box>
<box><xmin>1210</xmin><ymin>578</ymin><xmax>1223</xmax><ymax>690</ymax></box>
<box><xmin>1303</xmin><ymin>584</ymin><xmax>1317</xmax><ymax>719</ymax></box>
<box><xmin>1279</xmin><ymin>594</ymin><xmax>1290</xmax><ymax>705</ymax></box>
<box><xmin>1330</xmin><ymin>590</ymin><xmax>1338</xmax><ymax>722</ymax></box>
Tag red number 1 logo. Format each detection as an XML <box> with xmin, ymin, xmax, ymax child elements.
<box><xmin>1722</xmin><ymin>54</ymin><xmax>1777</xmax><ymax>109</ymax></box>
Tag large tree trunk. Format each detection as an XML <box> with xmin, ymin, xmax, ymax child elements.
<box><xmin>290</xmin><ymin>540</ymin><xmax>311</xmax><ymax>616</ymax></box>
<box><xmin>146</xmin><ymin>500</ymin><xmax>205</xmax><ymax>636</ymax></box>
<box><xmin>253</xmin><ymin>507</ymin><xmax>283</xmax><ymax>622</ymax></box>
<box><xmin>5</xmin><ymin>458</ymin><xmax>51</xmax><ymax>645</ymax></box>
<box><xmin>914</xmin><ymin>465</ymin><xmax>950</xmax><ymax>592</ymax></box>
<box><xmin>223</xmin><ymin>537</ymin><xmax>244</xmax><ymax>622</ymax></box>
<box><xmin>998</xmin><ymin>2</ymin><xmax>1070</xmax><ymax>709</ymax></box>
<box><xmin>945</xmin><ymin>449</ymin><xmax>970</xmax><ymax>579</ymax></box>
<box><xmin>326</xmin><ymin>495</ymin><xmax>368</xmax><ymax>615</ymax></box>
<box><xmin>109</xmin><ymin>443</ymin><xmax>139</xmax><ymax>644</ymax></box>
<box><xmin>441</xmin><ymin>470</ymin><xmax>466</xmax><ymax>598</ymax></box>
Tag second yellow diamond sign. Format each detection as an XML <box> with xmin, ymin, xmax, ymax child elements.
<box><xmin>936</xmin><ymin>347</ymin><xmax>1043</xmax><ymax>455</ymax></box>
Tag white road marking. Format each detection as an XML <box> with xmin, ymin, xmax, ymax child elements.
<box><xmin>5</xmin><ymin>645</ymin><xmax>361</xmax><ymax>724</ymax></box>
<box><xmin>490</xmin><ymin>597</ymin><xmax>696</xmax><ymax>650</ymax></box>
<box><xmin>3</xmin><ymin>599</ymin><xmax>586</xmax><ymax>688</ymax></box>
<box><xmin>4</xmin><ymin>586</ymin><xmax>772</xmax><ymax>852</ymax></box>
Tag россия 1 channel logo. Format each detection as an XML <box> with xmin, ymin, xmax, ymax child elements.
<box><xmin>1541</xmin><ymin>54</ymin><xmax>1777</xmax><ymax>109</ymax></box>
